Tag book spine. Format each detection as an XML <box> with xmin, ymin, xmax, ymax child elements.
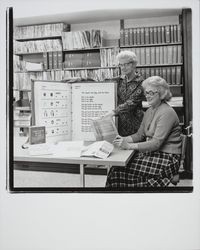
<box><xmin>43</xmin><ymin>52</ymin><xmax>48</xmax><ymax>70</ymax></box>
<box><xmin>153</xmin><ymin>26</ymin><xmax>158</xmax><ymax>44</ymax></box>
<box><xmin>149</xmin><ymin>27</ymin><xmax>153</xmax><ymax>44</ymax></box>
<box><xmin>150</xmin><ymin>47</ymin><xmax>155</xmax><ymax>65</ymax></box>
<box><xmin>177</xmin><ymin>24</ymin><xmax>182</xmax><ymax>42</ymax></box>
<box><xmin>133</xmin><ymin>28</ymin><xmax>137</xmax><ymax>45</ymax></box>
<box><xmin>124</xmin><ymin>29</ymin><xmax>129</xmax><ymax>46</ymax></box>
<box><xmin>129</xmin><ymin>28</ymin><xmax>133</xmax><ymax>46</ymax></box>
<box><xmin>48</xmin><ymin>52</ymin><xmax>53</xmax><ymax>70</ymax></box>
<box><xmin>53</xmin><ymin>51</ymin><xmax>58</xmax><ymax>69</ymax></box>
<box><xmin>140</xmin><ymin>27</ymin><xmax>145</xmax><ymax>45</ymax></box>
<box><xmin>145</xmin><ymin>47</ymin><xmax>150</xmax><ymax>65</ymax></box>
<box><xmin>170</xmin><ymin>25</ymin><xmax>174</xmax><ymax>43</ymax></box>
<box><xmin>136</xmin><ymin>28</ymin><xmax>140</xmax><ymax>45</ymax></box>
<box><xmin>161</xmin><ymin>26</ymin><xmax>165</xmax><ymax>43</ymax></box>
<box><xmin>57</xmin><ymin>51</ymin><xmax>63</xmax><ymax>69</ymax></box>
<box><xmin>176</xmin><ymin>66</ymin><xmax>181</xmax><ymax>85</ymax></box>
<box><xmin>165</xmin><ymin>25</ymin><xmax>170</xmax><ymax>43</ymax></box>
<box><xmin>120</xmin><ymin>29</ymin><xmax>125</xmax><ymax>46</ymax></box>
<box><xmin>171</xmin><ymin>67</ymin><xmax>176</xmax><ymax>85</ymax></box>
<box><xmin>157</xmin><ymin>26</ymin><xmax>161</xmax><ymax>44</ymax></box>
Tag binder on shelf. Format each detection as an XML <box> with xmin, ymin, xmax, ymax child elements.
<box><xmin>165</xmin><ymin>25</ymin><xmax>170</xmax><ymax>43</ymax></box>
<box><xmin>163</xmin><ymin>46</ymin><xmax>168</xmax><ymax>64</ymax></box>
<box><xmin>177</xmin><ymin>24</ymin><xmax>182</xmax><ymax>42</ymax></box>
<box><xmin>140</xmin><ymin>47</ymin><xmax>145</xmax><ymax>65</ymax></box>
<box><xmin>155</xmin><ymin>47</ymin><xmax>160</xmax><ymax>64</ymax></box>
<box><xmin>150</xmin><ymin>47</ymin><xmax>156</xmax><ymax>65</ymax></box>
<box><xmin>145</xmin><ymin>68</ymin><xmax>150</xmax><ymax>78</ymax></box>
<box><xmin>136</xmin><ymin>28</ymin><xmax>141</xmax><ymax>45</ymax></box>
<box><xmin>157</xmin><ymin>26</ymin><xmax>161</xmax><ymax>44</ymax></box>
<box><xmin>171</xmin><ymin>67</ymin><xmax>176</xmax><ymax>85</ymax></box>
<box><xmin>129</xmin><ymin>28</ymin><xmax>133</xmax><ymax>45</ymax></box>
<box><xmin>172</xmin><ymin>45</ymin><xmax>177</xmax><ymax>64</ymax></box>
<box><xmin>162</xmin><ymin>67</ymin><xmax>167</xmax><ymax>81</ymax></box>
<box><xmin>145</xmin><ymin>47</ymin><xmax>150</xmax><ymax>65</ymax></box>
<box><xmin>166</xmin><ymin>67</ymin><xmax>171</xmax><ymax>84</ymax></box>
<box><xmin>170</xmin><ymin>25</ymin><xmax>174</xmax><ymax>43</ymax></box>
<box><xmin>48</xmin><ymin>52</ymin><xmax>53</xmax><ymax>70</ymax></box>
<box><xmin>133</xmin><ymin>28</ymin><xmax>137</xmax><ymax>45</ymax></box>
<box><xmin>124</xmin><ymin>29</ymin><xmax>129</xmax><ymax>46</ymax></box>
<box><xmin>140</xmin><ymin>27</ymin><xmax>145</xmax><ymax>45</ymax></box>
<box><xmin>173</xmin><ymin>24</ymin><xmax>177</xmax><ymax>42</ymax></box>
<box><xmin>57</xmin><ymin>51</ymin><xmax>63</xmax><ymax>69</ymax></box>
<box><xmin>153</xmin><ymin>27</ymin><xmax>158</xmax><ymax>44</ymax></box>
<box><xmin>53</xmin><ymin>51</ymin><xmax>58</xmax><ymax>69</ymax></box>
<box><xmin>167</xmin><ymin>46</ymin><xmax>173</xmax><ymax>64</ymax></box>
<box><xmin>177</xmin><ymin>45</ymin><xmax>182</xmax><ymax>63</ymax></box>
<box><xmin>149</xmin><ymin>27</ymin><xmax>153</xmax><ymax>44</ymax></box>
<box><xmin>43</xmin><ymin>52</ymin><xmax>48</xmax><ymax>70</ymax></box>
<box><xmin>176</xmin><ymin>66</ymin><xmax>181</xmax><ymax>85</ymax></box>
<box><xmin>120</xmin><ymin>29</ymin><xmax>125</xmax><ymax>46</ymax></box>
<box><xmin>161</xmin><ymin>26</ymin><xmax>165</xmax><ymax>43</ymax></box>
<box><xmin>150</xmin><ymin>68</ymin><xmax>155</xmax><ymax>77</ymax></box>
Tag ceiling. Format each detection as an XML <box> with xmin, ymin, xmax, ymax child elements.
<box><xmin>14</xmin><ymin>8</ymin><xmax>182</xmax><ymax>26</ymax></box>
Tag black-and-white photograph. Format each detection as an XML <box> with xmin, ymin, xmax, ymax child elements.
<box><xmin>8</xmin><ymin>4</ymin><xmax>193</xmax><ymax>192</ymax></box>
<box><xmin>0</xmin><ymin>0</ymin><xmax>200</xmax><ymax>249</ymax></box>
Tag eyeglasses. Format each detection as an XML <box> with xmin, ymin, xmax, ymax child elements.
<box><xmin>118</xmin><ymin>62</ymin><xmax>133</xmax><ymax>68</ymax></box>
<box><xmin>145</xmin><ymin>91</ymin><xmax>158</xmax><ymax>97</ymax></box>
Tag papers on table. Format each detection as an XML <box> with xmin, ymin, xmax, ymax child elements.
<box><xmin>52</xmin><ymin>141</ymin><xmax>84</xmax><ymax>157</ymax></box>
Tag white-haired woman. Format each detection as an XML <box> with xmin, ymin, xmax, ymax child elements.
<box><xmin>105</xmin><ymin>50</ymin><xmax>144</xmax><ymax>136</ymax></box>
<box><xmin>106</xmin><ymin>76</ymin><xmax>182</xmax><ymax>188</ymax></box>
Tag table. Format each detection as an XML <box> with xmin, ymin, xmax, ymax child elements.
<box><xmin>14</xmin><ymin>137</ymin><xmax>135</xmax><ymax>187</ymax></box>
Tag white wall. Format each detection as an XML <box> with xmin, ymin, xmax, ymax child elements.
<box><xmin>0</xmin><ymin>0</ymin><xmax>200</xmax><ymax>250</ymax></box>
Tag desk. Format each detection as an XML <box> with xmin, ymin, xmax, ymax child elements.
<box><xmin>14</xmin><ymin>137</ymin><xmax>134</xmax><ymax>187</ymax></box>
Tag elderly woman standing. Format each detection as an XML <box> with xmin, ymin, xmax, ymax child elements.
<box><xmin>106</xmin><ymin>76</ymin><xmax>182</xmax><ymax>188</ymax></box>
<box><xmin>105</xmin><ymin>50</ymin><xmax>144</xmax><ymax>136</ymax></box>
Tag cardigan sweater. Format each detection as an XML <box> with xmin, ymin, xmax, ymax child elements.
<box><xmin>131</xmin><ymin>102</ymin><xmax>182</xmax><ymax>154</ymax></box>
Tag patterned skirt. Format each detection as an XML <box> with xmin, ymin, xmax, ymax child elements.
<box><xmin>106</xmin><ymin>151</ymin><xmax>181</xmax><ymax>188</ymax></box>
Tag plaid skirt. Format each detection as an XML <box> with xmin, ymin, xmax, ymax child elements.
<box><xmin>106</xmin><ymin>151</ymin><xmax>181</xmax><ymax>188</ymax></box>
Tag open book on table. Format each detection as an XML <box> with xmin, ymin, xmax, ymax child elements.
<box><xmin>31</xmin><ymin>80</ymin><xmax>116</xmax><ymax>143</ymax></box>
<box><xmin>81</xmin><ymin>140</ymin><xmax>114</xmax><ymax>159</ymax></box>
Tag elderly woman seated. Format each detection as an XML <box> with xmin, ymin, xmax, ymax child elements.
<box><xmin>106</xmin><ymin>76</ymin><xmax>182</xmax><ymax>188</ymax></box>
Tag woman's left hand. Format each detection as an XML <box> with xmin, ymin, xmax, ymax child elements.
<box><xmin>113</xmin><ymin>136</ymin><xmax>130</xmax><ymax>150</ymax></box>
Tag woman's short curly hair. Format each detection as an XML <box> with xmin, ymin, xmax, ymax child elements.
<box><xmin>142</xmin><ymin>76</ymin><xmax>172</xmax><ymax>101</ymax></box>
<box><xmin>116</xmin><ymin>50</ymin><xmax>138</xmax><ymax>65</ymax></box>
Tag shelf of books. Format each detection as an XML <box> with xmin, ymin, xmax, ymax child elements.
<box><xmin>13</xmin><ymin>20</ymin><xmax>184</xmax><ymax>135</ymax></box>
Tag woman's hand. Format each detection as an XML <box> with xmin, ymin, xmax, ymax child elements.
<box><xmin>113</xmin><ymin>135</ymin><xmax>131</xmax><ymax>150</ymax></box>
<box><xmin>103</xmin><ymin>111</ymin><xmax>115</xmax><ymax>119</ymax></box>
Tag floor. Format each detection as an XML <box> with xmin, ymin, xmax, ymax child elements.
<box><xmin>14</xmin><ymin>169</ymin><xmax>193</xmax><ymax>188</ymax></box>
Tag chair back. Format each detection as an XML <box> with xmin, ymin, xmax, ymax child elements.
<box><xmin>180</xmin><ymin>134</ymin><xmax>187</xmax><ymax>169</ymax></box>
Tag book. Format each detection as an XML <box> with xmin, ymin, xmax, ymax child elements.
<box><xmin>91</xmin><ymin>116</ymin><xmax>118</xmax><ymax>144</ymax></box>
<box><xmin>31</xmin><ymin>80</ymin><xmax>117</xmax><ymax>143</ymax></box>
<box><xmin>29</xmin><ymin>125</ymin><xmax>46</xmax><ymax>144</ymax></box>
<box><xmin>81</xmin><ymin>140</ymin><xmax>114</xmax><ymax>159</ymax></box>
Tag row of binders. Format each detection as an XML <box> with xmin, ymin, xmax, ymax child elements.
<box><xmin>121</xmin><ymin>45</ymin><xmax>182</xmax><ymax>65</ymax></box>
<box><xmin>14</xmin><ymin>64</ymin><xmax>181</xmax><ymax>91</ymax></box>
<box><xmin>14</xmin><ymin>39</ymin><xmax>62</xmax><ymax>54</ymax></box>
<box><xmin>13</xmin><ymin>68</ymin><xmax>120</xmax><ymax>90</ymax></box>
<box><xmin>120</xmin><ymin>24</ymin><xmax>182</xmax><ymax>46</ymax></box>
<box><xmin>61</xmin><ymin>30</ymin><xmax>106</xmax><ymax>50</ymax></box>
<box><xmin>43</xmin><ymin>51</ymin><xmax>63</xmax><ymax>70</ymax></box>
<box><xmin>64</xmin><ymin>52</ymin><xmax>101</xmax><ymax>68</ymax></box>
<box><xmin>137</xmin><ymin>66</ymin><xmax>182</xmax><ymax>85</ymax></box>
<box><xmin>14</xmin><ymin>23</ymin><xmax>70</xmax><ymax>40</ymax></box>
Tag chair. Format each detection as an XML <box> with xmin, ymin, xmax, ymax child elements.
<box><xmin>170</xmin><ymin>134</ymin><xmax>187</xmax><ymax>185</ymax></box>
